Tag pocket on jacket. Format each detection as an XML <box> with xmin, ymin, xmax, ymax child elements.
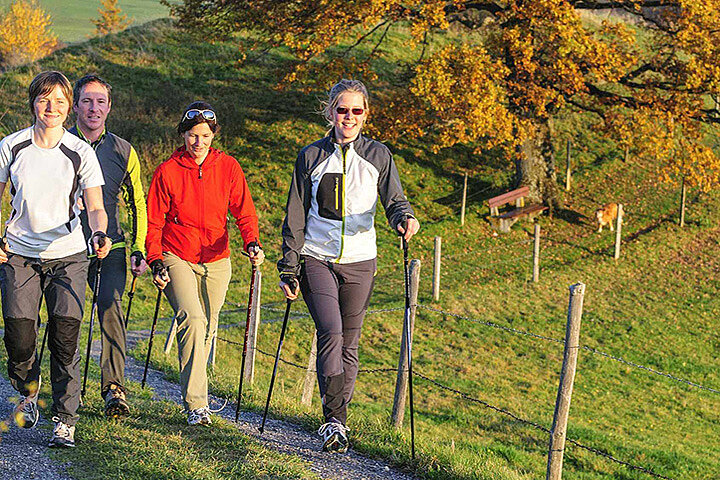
<box><xmin>317</xmin><ymin>173</ymin><xmax>343</xmax><ymax>221</ymax></box>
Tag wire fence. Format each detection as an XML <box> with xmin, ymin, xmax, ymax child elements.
<box><xmin>213</xmin><ymin>331</ymin><xmax>675</xmax><ymax>479</ymax></box>
<box><xmin>418</xmin><ymin>304</ymin><xmax>720</xmax><ymax>396</ymax></box>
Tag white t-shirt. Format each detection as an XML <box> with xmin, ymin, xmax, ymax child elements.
<box><xmin>0</xmin><ymin>126</ymin><xmax>105</xmax><ymax>259</ymax></box>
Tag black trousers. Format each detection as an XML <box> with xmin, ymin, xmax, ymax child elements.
<box><xmin>300</xmin><ymin>256</ymin><xmax>375</xmax><ymax>425</ymax></box>
<box><xmin>2</xmin><ymin>252</ymin><xmax>89</xmax><ymax>426</ymax></box>
<box><xmin>87</xmin><ymin>248</ymin><xmax>127</xmax><ymax>395</ymax></box>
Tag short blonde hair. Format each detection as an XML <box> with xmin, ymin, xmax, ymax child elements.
<box><xmin>321</xmin><ymin>79</ymin><xmax>370</xmax><ymax>131</ymax></box>
<box><xmin>28</xmin><ymin>71</ymin><xmax>73</xmax><ymax>118</ymax></box>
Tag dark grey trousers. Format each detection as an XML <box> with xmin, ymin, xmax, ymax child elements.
<box><xmin>2</xmin><ymin>252</ymin><xmax>89</xmax><ymax>426</ymax></box>
<box><xmin>300</xmin><ymin>256</ymin><xmax>376</xmax><ymax>425</ymax></box>
<box><xmin>87</xmin><ymin>247</ymin><xmax>127</xmax><ymax>395</ymax></box>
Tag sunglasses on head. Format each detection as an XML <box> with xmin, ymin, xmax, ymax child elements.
<box><xmin>183</xmin><ymin>109</ymin><xmax>217</xmax><ymax>122</ymax></box>
<box><xmin>335</xmin><ymin>106</ymin><xmax>365</xmax><ymax>115</ymax></box>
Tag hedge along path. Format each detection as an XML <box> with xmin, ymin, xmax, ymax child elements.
<box><xmin>118</xmin><ymin>330</ymin><xmax>419</xmax><ymax>480</ymax></box>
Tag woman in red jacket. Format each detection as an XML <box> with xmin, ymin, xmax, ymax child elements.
<box><xmin>146</xmin><ymin>101</ymin><xmax>264</xmax><ymax>426</ymax></box>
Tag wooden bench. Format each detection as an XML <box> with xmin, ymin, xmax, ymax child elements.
<box><xmin>487</xmin><ymin>186</ymin><xmax>547</xmax><ymax>233</ymax></box>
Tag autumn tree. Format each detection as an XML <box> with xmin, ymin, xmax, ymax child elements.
<box><xmin>92</xmin><ymin>0</ymin><xmax>132</xmax><ymax>36</ymax></box>
<box><xmin>0</xmin><ymin>0</ymin><xmax>58</xmax><ymax>68</ymax></box>
<box><xmin>166</xmin><ymin>0</ymin><xmax>720</xmax><ymax>203</ymax></box>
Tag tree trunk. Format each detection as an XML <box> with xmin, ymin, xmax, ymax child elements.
<box><xmin>515</xmin><ymin>121</ymin><xmax>561</xmax><ymax>213</ymax></box>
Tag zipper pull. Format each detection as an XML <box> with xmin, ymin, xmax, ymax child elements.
<box><xmin>199</xmin><ymin>165</ymin><xmax>203</xmax><ymax>179</ymax></box>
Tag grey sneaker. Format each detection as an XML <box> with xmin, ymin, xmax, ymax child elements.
<box><xmin>49</xmin><ymin>417</ymin><xmax>75</xmax><ymax>448</ymax></box>
<box><xmin>104</xmin><ymin>384</ymin><xmax>130</xmax><ymax>418</ymax></box>
<box><xmin>187</xmin><ymin>407</ymin><xmax>211</xmax><ymax>426</ymax></box>
<box><xmin>318</xmin><ymin>421</ymin><xmax>349</xmax><ymax>453</ymax></box>
<box><xmin>14</xmin><ymin>376</ymin><xmax>41</xmax><ymax>429</ymax></box>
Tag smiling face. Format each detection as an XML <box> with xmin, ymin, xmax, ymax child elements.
<box><xmin>74</xmin><ymin>81</ymin><xmax>111</xmax><ymax>137</ymax></box>
<box><xmin>183</xmin><ymin>122</ymin><xmax>215</xmax><ymax>162</ymax></box>
<box><xmin>33</xmin><ymin>84</ymin><xmax>70</xmax><ymax>130</ymax></box>
<box><xmin>332</xmin><ymin>91</ymin><xmax>368</xmax><ymax>145</ymax></box>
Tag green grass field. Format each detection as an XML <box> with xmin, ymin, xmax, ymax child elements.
<box><xmin>0</xmin><ymin>0</ymin><xmax>168</xmax><ymax>43</ymax></box>
<box><xmin>0</xmin><ymin>18</ymin><xmax>719</xmax><ymax>480</ymax></box>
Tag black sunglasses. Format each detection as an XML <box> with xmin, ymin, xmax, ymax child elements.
<box><xmin>336</xmin><ymin>106</ymin><xmax>365</xmax><ymax>115</ymax></box>
<box><xmin>183</xmin><ymin>109</ymin><xmax>217</xmax><ymax>122</ymax></box>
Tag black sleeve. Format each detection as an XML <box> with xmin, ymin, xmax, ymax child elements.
<box><xmin>378</xmin><ymin>150</ymin><xmax>415</xmax><ymax>231</ymax></box>
<box><xmin>278</xmin><ymin>152</ymin><xmax>311</xmax><ymax>276</ymax></box>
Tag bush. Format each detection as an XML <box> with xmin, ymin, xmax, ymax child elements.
<box><xmin>92</xmin><ymin>0</ymin><xmax>132</xmax><ymax>36</ymax></box>
<box><xmin>0</xmin><ymin>0</ymin><xmax>59</xmax><ymax>69</ymax></box>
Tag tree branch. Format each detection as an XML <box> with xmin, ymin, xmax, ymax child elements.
<box><xmin>343</xmin><ymin>20</ymin><xmax>389</xmax><ymax>57</ymax></box>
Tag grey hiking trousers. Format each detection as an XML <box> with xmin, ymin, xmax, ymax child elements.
<box><xmin>2</xmin><ymin>251</ymin><xmax>89</xmax><ymax>426</ymax></box>
<box><xmin>300</xmin><ymin>256</ymin><xmax>376</xmax><ymax>425</ymax></box>
<box><xmin>87</xmin><ymin>247</ymin><xmax>127</xmax><ymax>396</ymax></box>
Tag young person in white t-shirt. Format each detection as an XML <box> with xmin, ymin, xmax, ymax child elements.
<box><xmin>0</xmin><ymin>71</ymin><xmax>111</xmax><ymax>448</ymax></box>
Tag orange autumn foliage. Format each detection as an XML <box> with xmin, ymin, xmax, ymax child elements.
<box><xmin>0</xmin><ymin>0</ymin><xmax>58</xmax><ymax>68</ymax></box>
<box><xmin>167</xmin><ymin>0</ymin><xmax>720</xmax><ymax>192</ymax></box>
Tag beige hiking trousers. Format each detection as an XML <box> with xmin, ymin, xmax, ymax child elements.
<box><xmin>163</xmin><ymin>252</ymin><xmax>232</xmax><ymax>411</ymax></box>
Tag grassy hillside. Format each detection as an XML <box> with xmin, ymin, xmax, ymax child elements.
<box><xmin>0</xmin><ymin>0</ymin><xmax>168</xmax><ymax>43</ymax></box>
<box><xmin>1</xmin><ymin>18</ymin><xmax>719</xmax><ymax>480</ymax></box>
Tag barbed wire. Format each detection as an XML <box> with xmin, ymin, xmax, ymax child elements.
<box><xmin>217</xmin><ymin>335</ymin><xmax>395</xmax><ymax>375</ymax></box>
<box><xmin>418</xmin><ymin>304</ymin><xmax>565</xmax><ymax>345</ymax></box>
<box><xmin>414</xmin><ymin>371</ymin><xmax>675</xmax><ymax>480</ymax></box>
<box><xmin>581</xmin><ymin>346</ymin><xmax>720</xmax><ymax>395</ymax></box>
<box><xmin>413</xmin><ymin>370</ymin><xmax>551</xmax><ymax>432</ymax></box>
<box><xmin>564</xmin><ymin>438</ymin><xmax>674</xmax><ymax>480</ymax></box>
<box><xmin>216</xmin><ymin>333</ymin><xmax>674</xmax><ymax>478</ymax></box>
<box><xmin>418</xmin><ymin>304</ymin><xmax>720</xmax><ymax>396</ymax></box>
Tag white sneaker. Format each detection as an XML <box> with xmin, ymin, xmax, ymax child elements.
<box><xmin>14</xmin><ymin>376</ymin><xmax>41</xmax><ymax>429</ymax></box>
<box><xmin>318</xmin><ymin>421</ymin><xmax>349</xmax><ymax>453</ymax></box>
<box><xmin>49</xmin><ymin>417</ymin><xmax>75</xmax><ymax>448</ymax></box>
<box><xmin>187</xmin><ymin>407</ymin><xmax>211</xmax><ymax>426</ymax></box>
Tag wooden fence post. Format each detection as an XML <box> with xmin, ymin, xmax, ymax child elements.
<box><xmin>391</xmin><ymin>259</ymin><xmax>421</xmax><ymax>429</ymax></box>
<box><xmin>679</xmin><ymin>178</ymin><xmax>686</xmax><ymax>227</ymax></box>
<box><xmin>565</xmin><ymin>140</ymin><xmax>571</xmax><ymax>191</ymax></box>
<box><xmin>623</xmin><ymin>145</ymin><xmax>629</xmax><ymax>163</ymax></box>
<box><xmin>460</xmin><ymin>172</ymin><xmax>468</xmax><ymax>226</ymax></box>
<box><xmin>301</xmin><ymin>331</ymin><xmax>318</xmax><ymax>406</ymax></box>
<box><xmin>243</xmin><ymin>270</ymin><xmax>262</xmax><ymax>385</ymax></box>
<box><xmin>546</xmin><ymin>282</ymin><xmax>586</xmax><ymax>480</ymax></box>
<box><xmin>613</xmin><ymin>204</ymin><xmax>623</xmax><ymax>260</ymax></box>
<box><xmin>532</xmin><ymin>224</ymin><xmax>541</xmax><ymax>283</ymax></box>
<box><xmin>432</xmin><ymin>237</ymin><xmax>441</xmax><ymax>301</ymax></box>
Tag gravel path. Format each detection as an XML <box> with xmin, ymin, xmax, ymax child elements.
<box><xmin>124</xmin><ymin>330</ymin><xmax>418</xmax><ymax>480</ymax></box>
<box><xmin>0</xmin><ymin>371</ymin><xmax>75</xmax><ymax>480</ymax></box>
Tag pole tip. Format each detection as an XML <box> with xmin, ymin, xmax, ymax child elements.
<box><xmin>569</xmin><ymin>282</ymin><xmax>586</xmax><ymax>295</ymax></box>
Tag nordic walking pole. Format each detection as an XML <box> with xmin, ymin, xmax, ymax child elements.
<box><xmin>37</xmin><ymin>311</ymin><xmax>48</xmax><ymax>365</ymax></box>
<box><xmin>124</xmin><ymin>276</ymin><xmax>138</xmax><ymax>329</ymax></box>
<box><xmin>142</xmin><ymin>287</ymin><xmax>163</xmax><ymax>389</ymax></box>
<box><xmin>235</xmin><ymin>246</ymin><xmax>260</xmax><ymax>421</ymax></box>
<box><xmin>402</xmin><ymin>230</ymin><xmax>416</xmax><ymax>459</ymax></box>
<box><xmin>81</xmin><ymin>235</ymin><xmax>107</xmax><ymax>398</ymax></box>
<box><xmin>259</xmin><ymin>297</ymin><xmax>293</xmax><ymax>434</ymax></box>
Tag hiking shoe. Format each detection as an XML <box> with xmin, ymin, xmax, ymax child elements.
<box><xmin>104</xmin><ymin>384</ymin><xmax>130</xmax><ymax>418</ymax></box>
<box><xmin>49</xmin><ymin>417</ymin><xmax>75</xmax><ymax>448</ymax></box>
<box><xmin>14</xmin><ymin>376</ymin><xmax>41</xmax><ymax>429</ymax></box>
<box><xmin>318</xmin><ymin>421</ymin><xmax>349</xmax><ymax>453</ymax></box>
<box><xmin>187</xmin><ymin>407</ymin><xmax>211</xmax><ymax>426</ymax></box>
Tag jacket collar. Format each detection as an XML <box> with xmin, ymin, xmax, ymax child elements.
<box><xmin>329</xmin><ymin>132</ymin><xmax>367</xmax><ymax>153</ymax></box>
<box><xmin>170</xmin><ymin>145</ymin><xmax>221</xmax><ymax>169</ymax></box>
<box><xmin>70</xmin><ymin>125</ymin><xmax>107</xmax><ymax>149</ymax></box>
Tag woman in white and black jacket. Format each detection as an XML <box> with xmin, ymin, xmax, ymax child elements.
<box><xmin>278</xmin><ymin>79</ymin><xmax>420</xmax><ymax>453</ymax></box>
